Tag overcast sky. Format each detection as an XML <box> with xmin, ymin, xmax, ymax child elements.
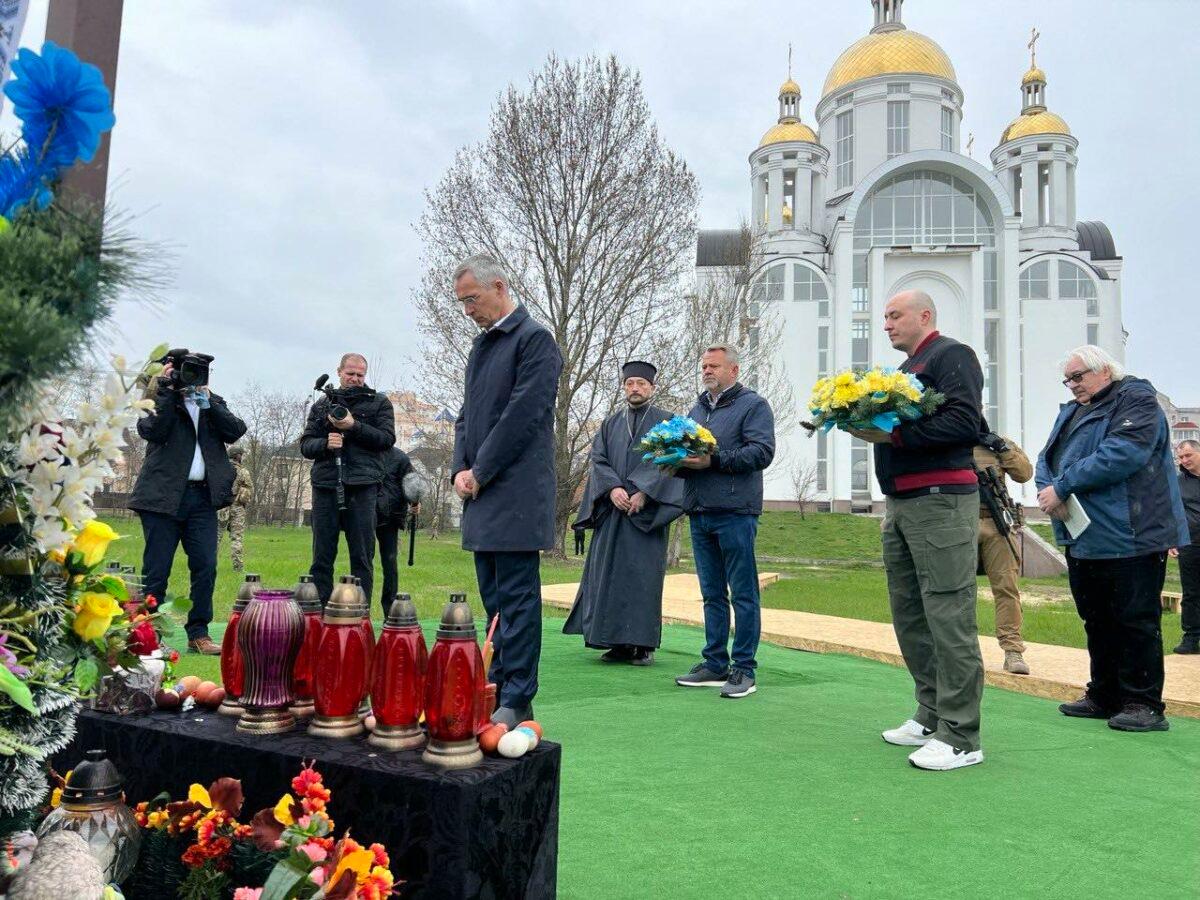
<box><xmin>5</xmin><ymin>0</ymin><xmax>1197</xmax><ymax>405</ymax></box>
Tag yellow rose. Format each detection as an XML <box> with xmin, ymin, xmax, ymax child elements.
<box><xmin>73</xmin><ymin>592</ymin><xmax>123</xmax><ymax>641</ymax></box>
<box><xmin>70</xmin><ymin>520</ymin><xmax>120</xmax><ymax>568</ymax></box>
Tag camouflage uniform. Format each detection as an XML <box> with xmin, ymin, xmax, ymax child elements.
<box><xmin>221</xmin><ymin>453</ymin><xmax>253</xmax><ymax>571</ymax></box>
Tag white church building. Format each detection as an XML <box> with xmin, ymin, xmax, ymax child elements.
<box><xmin>696</xmin><ymin>0</ymin><xmax>1123</xmax><ymax>511</ymax></box>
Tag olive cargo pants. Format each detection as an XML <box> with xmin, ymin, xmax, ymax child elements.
<box><xmin>882</xmin><ymin>491</ymin><xmax>984</xmax><ymax>752</ymax></box>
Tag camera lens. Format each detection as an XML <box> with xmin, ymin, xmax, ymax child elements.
<box><xmin>331</xmin><ymin>405</ymin><xmax>349</xmax><ymax>420</ymax></box>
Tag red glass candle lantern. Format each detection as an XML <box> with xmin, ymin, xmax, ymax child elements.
<box><xmin>218</xmin><ymin>573</ymin><xmax>261</xmax><ymax>716</ymax></box>
<box><xmin>368</xmin><ymin>594</ymin><xmax>428</xmax><ymax>751</ymax></box>
<box><xmin>422</xmin><ymin>593</ymin><xmax>486</xmax><ymax>769</ymax></box>
<box><xmin>290</xmin><ymin>575</ymin><xmax>322</xmax><ymax>718</ymax></box>
<box><xmin>308</xmin><ymin>578</ymin><xmax>369</xmax><ymax>739</ymax></box>
<box><xmin>236</xmin><ymin>589</ymin><xmax>304</xmax><ymax>735</ymax></box>
<box><xmin>353</xmin><ymin>577</ymin><xmax>375</xmax><ymax>719</ymax></box>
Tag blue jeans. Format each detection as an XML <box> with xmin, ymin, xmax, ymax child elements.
<box><xmin>690</xmin><ymin>512</ymin><xmax>760</xmax><ymax>675</ymax></box>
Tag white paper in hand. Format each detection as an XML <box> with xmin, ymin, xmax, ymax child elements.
<box><xmin>1063</xmin><ymin>495</ymin><xmax>1091</xmax><ymax>539</ymax></box>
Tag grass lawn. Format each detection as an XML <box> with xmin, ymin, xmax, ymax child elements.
<box><xmin>97</xmin><ymin>509</ymin><xmax>1185</xmax><ymax>682</ymax></box>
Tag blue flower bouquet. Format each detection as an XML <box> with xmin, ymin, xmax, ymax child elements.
<box><xmin>639</xmin><ymin>416</ymin><xmax>718</xmax><ymax>467</ymax></box>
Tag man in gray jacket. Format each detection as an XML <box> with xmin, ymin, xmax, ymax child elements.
<box><xmin>673</xmin><ymin>344</ymin><xmax>775</xmax><ymax>699</ymax></box>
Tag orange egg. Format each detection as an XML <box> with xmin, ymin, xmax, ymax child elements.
<box><xmin>517</xmin><ymin>720</ymin><xmax>543</xmax><ymax>740</ymax></box>
<box><xmin>178</xmin><ymin>675</ymin><xmax>201</xmax><ymax>698</ymax></box>
<box><xmin>478</xmin><ymin>723</ymin><xmax>508</xmax><ymax>755</ymax></box>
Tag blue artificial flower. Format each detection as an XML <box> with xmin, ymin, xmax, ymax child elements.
<box><xmin>4</xmin><ymin>41</ymin><xmax>115</xmax><ymax>168</ymax></box>
<box><xmin>0</xmin><ymin>148</ymin><xmax>55</xmax><ymax>220</ymax></box>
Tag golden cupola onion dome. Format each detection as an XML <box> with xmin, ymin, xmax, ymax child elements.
<box><xmin>822</xmin><ymin>28</ymin><xmax>956</xmax><ymax>97</ymax></box>
<box><xmin>1000</xmin><ymin>110</ymin><xmax>1071</xmax><ymax>143</ymax></box>
<box><xmin>779</xmin><ymin>78</ymin><xmax>802</xmax><ymax>96</ymax></box>
<box><xmin>1021</xmin><ymin>65</ymin><xmax>1046</xmax><ymax>85</ymax></box>
<box><xmin>759</xmin><ymin>121</ymin><xmax>818</xmax><ymax>148</ymax></box>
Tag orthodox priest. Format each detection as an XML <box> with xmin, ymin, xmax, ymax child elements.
<box><xmin>564</xmin><ymin>361</ymin><xmax>684</xmax><ymax>665</ymax></box>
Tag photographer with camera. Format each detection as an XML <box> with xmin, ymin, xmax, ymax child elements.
<box><xmin>129</xmin><ymin>349</ymin><xmax>247</xmax><ymax>655</ymax></box>
<box><xmin>300</xmin><ymin>353</ymin><xmax>395</xmax><ymax>606</ymax></box>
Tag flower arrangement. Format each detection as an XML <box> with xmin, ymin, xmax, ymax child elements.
<box><xmin>0</xmin><ymin>37</ymin><xmax>166</xmax><ymax>840</ymax></box>
<box><xmin>639</xmin><ymin>416</ymin><xmax>717</xmax><ymax>467</ymax></box>
<box><xmin>128</xmin><ymin>763</ymin><xmax>396</xmax><ymax>900</ymax></box>
<box><xmin>802</xmin><ymin>368</ymin><xmax>945</xmax><ymax>436</ymax></box>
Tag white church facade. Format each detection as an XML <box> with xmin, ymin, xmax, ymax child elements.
<box><xmin>696</xmin><ymin>0</ymin><xmax>1124</xmax><ymax>511</ymax></box>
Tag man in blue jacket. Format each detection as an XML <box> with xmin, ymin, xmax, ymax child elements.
<box><xmin>673</xmin><ymin>344</ymin><xmax>775</xmax><ymax>699</ymax></box>
<box><xmin>1037</xmin><ymin>345</ymin><xmax>1189</xmax><ymax>732</ymax></box>
<box><xmin>452</xmin><ymin>254</ymin><xmax>563</xmax><ymax>728</ymax></box>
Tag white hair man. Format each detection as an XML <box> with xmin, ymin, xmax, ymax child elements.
<box><xmin>1035</xmin><ymin>345</ymin><xmax>1189</xmax><ymax>731</ymax></box>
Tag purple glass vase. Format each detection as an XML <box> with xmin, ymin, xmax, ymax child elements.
<box><xmin>236</xmin><ymin>589</ymin><xmax>304</xmax><ymax>734</ymax></box>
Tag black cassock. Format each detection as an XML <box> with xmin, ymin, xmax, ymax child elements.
<box><xmin>563</xmin><ymin>404</ymin><xmax>684</xmax><ymax>650</ymax></box>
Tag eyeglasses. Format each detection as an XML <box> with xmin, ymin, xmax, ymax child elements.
<box><xmin>1061</xmin><ymin>370</ymin><xmax>1089</xmax><ymax>387</ymax></box>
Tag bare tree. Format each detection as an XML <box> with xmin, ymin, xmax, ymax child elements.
<box><xmin>414</xmin><ymin>54</ymin><xmax>699</xmax><ymax>556</ymax></box>
<box><xmin>789</xmin><ymin>459</ymin><xmax>820</xmax><ymax>520</ymax></box>
<box><xmin>231</xmin><ymin>383</ymin><xmax>309</xmax><ymax>524</ymax></box>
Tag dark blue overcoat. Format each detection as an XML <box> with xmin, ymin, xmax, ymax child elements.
<box><xmin>453</xmin><ymin>305</ymin><xmax>563</xmax><ymax>551</ymax></box>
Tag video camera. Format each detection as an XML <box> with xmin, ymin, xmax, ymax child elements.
<box><xmin>159</xmin><ymin>348</ymin><xmax>213</xmax><ymax>389</ymax></box>
<box><xmin>313</xmin><ymin>374</ymin><xmax>349</xmax><ymax>421</ymax></box>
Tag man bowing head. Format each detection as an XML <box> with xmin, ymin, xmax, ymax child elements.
<box><xmin>564</xmin><ymin>361</ymin><xmax>684</xmax><ymax>665</ymax></box>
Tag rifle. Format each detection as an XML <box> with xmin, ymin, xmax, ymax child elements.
<box><xmin>975</xmin><ymin>464</ymin><xmax>1020</xmax><ymax>562</ymax></box>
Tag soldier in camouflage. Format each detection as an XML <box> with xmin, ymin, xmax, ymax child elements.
<box><xmin>219</xmin><ymin>445</ymin><xmax>253</xmax><ymax>571</ymax></box>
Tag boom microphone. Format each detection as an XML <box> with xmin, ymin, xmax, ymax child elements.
<box><xmin>314</xmin><ymin>374</ymin><xmax>329</xmax><ymax>391</ymax></box>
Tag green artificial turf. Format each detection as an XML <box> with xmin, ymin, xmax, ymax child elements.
<box><xmin>541</xmin><ymin>622</ymin><xmax>1200</xmax><ymax>899</ymax></box>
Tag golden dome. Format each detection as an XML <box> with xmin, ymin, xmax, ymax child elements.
<box><xmin>1000</xmin><ymin>110</ymin><xmax>1071</xmax><ymax>143</ymax></box>
<box><xmin>822</xmin><ymin>29</ymin><xmax>956</xmax><ymax>97</ymax></box>
<box><xmin>759</xmin><ymin>121</ymin><xmax>818</xmax><ymax>148</ymax></box>
<box><xmin>1021</xmin><ymin>65</ymin><xmax>1046</xmax><ymax>85</ymax></box>
<box><xmin>779</xmin><ymin>78</ymin><xmax>801</xmax><ymax>96</ymax></box>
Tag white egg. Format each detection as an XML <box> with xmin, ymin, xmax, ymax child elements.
<box><xmin>497</xmin><ymin>730</ymin><xmax>531</xmax><ymax>758</ymax></box>
<box><xmin>514</xmin><ymin>726</ymin><xmax>539</xmax><ymax>749</ymax></box>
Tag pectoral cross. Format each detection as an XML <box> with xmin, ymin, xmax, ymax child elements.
<box><xmin>966</xmin><ymin>133</ymin><xmax>975</xmax><ymax>158</ymax></box>
<box><xmin>1028</xmin><ymin>27</ymin><xmax>1040</xmax><ymax>67</ymax></box>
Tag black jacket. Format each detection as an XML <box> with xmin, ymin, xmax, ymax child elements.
<box><xmin>300</xmin><ymin>387</ymin><xmax>395</xmax><ymax>488</ymax></box>
<box><xmin>129</xmin><ymin>384</ymin><xmax>247</xmax><ymax>515</ymax></box>
<box><xmin>453</xmin><ymin>305</ymin><xmax>563</xmax><ymax>552</ymax></box>
<box><xmin>376</xmin><ymin>447</ymin><xmax>415</xmax><ymax>525</ymax></box>
<box><xmin>680</xmin><ymin>383</ymin><xmax>775</xmax><ymax>515</ymax></box>
<box><xmin>873</xmin><ymin>332</ymin><xmax>983</xmax><ymax>497</ymax></box>
<box><xmin>1180</xmin><ymin>467</ymin><xmax>1200</xmax><ymax>546</ymax></box>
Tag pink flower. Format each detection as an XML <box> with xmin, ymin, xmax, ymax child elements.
<box><xmin>233</xmin><ymin>889</ymin><xmax>263</xmax><ymax>900</ymax></box>
<box><xmin>309</xmin><ymin>866</ymin><xmax>326</xmax><ymax>887</ymax></box>
<box><xmin>299</xmin><ymin>841</ymin><xmax>328</xmax><ymax>863</ymax></box>
<box><xmin>298</xmin><ymin>814</ymin><xmax>312</xmax><ymax>829</ymax></box>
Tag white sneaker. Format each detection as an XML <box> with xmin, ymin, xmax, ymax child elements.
<box><xmin>907</xmin><ymin>739</ymin><xmax>984</xmax><ymax>771</ymax></box>
<box><xmin>881</xmin><ymin>719</ymin><xmax>935</xmax><ymax>746</ymax></box>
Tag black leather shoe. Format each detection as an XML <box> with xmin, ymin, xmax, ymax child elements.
<box><xmin>1058</xmin><ymin>695</ymin><xmax>1115</xmax><ymax>719</ymax></box>
<box><xmin>600</xmin><ymin>646</ymin><xmax>635</xmax><ymax>663</ymax></box>
<box><xmin>1108</xmin><ymin>704</ymin><xmax>1169</xmax><ymax>732</ymax></box>
<box><xmin>1172</xmin><ymin>638</ymin><xmax>1200</xmax><ymax>655</ymax></box>
<box><xmin>490</xmin><ymin>704</ymin><xmax>534</xmax><ymax>729</ymax></box>
<box><xmin>629</xmin><ymin>649</ymin><xmax>654</xmax><ymax>667</ymax></box>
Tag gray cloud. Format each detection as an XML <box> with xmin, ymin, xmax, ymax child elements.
<box><xmin>4</xmin><ymin>0</ymin><xmax>1195</xmax><ymax>404</ymax></box>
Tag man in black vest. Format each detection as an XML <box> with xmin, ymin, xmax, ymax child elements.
<box><xmin>300</xmin><ymin>354</ymin><xmax>395</xmax><ymax>605</ymax></box>
<box><xmin>850</xmin><ymin>290</ymin><xmax>985</xmax><ymax>771</ymax></box>
<box><xmin>452</xmin><ymin>254</ymin><xmax>562</xmax><ymax>729</ymax></box>
<box><xmin>129</xmin><ymin>352</ymin><xmax>247</xmax><ymax>654</ymax></box>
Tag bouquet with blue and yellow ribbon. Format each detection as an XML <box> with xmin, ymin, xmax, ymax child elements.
<box><xmin>802</xmin><ymin>367</ymin><xmax>944</xmax><ymax>435</ymax></box>
<box><xmin>640</xmin><ymin>416</ymin><xmax>718</xmax><ymax>467</ymax></box>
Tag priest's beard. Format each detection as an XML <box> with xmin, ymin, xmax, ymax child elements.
<box><xmin>626</xmin><ymin>396</ymin><xmax>650</xmax><ymax>409</ymax></box>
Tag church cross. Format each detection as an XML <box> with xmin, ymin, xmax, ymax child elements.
<box><xmin>1028</xmin><ymin>27</ymin><xmax>1040</xmax><ymax>67</ymax></box>
<box><xmin>787</xmin><ymin>42</ymin><xmax>792</xmax><ymax>79</ymax></box>
<box><xmin>966</xmin><ymin>133</ymin><xmax>975</xmax><ymax>157</ymax></box>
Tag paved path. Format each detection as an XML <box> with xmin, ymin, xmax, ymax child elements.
<box><xmin>543</xmin><ymin>573</ymin><xmax>1200</xmax><ymax>718</ymax></box>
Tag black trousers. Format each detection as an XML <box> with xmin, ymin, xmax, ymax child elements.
<box><xmin>376</xmin><ymin>519</ymin><xmax>402</xmax><ymax>614</ymax></box>
<box><xmin>139</xmin><ymin>482</ymin><xmax>218</xmax><ymax>641</ymax></box>
<box><xmin>474</xmin><ymin>551</ymin><xmax>542</xmax><ymax>709</ymax></box>
<box><xmin>310</xmin><ymin>484</ymin><xmax>378</xmax><ymax>605</ymax></box>
<box><xmin>1180</xmin><ymin>544</ymin><xmax>1200</xmax><ymax>640</ymax></box>
<box><xmin>1066</xmin><ymin>549</ymin><xmax>1167</xmax><ymax>713</ymax></box>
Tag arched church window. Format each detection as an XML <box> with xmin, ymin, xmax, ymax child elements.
<box><xmin>853</xmin><ymin>170</ymin><xmax>995</xmax><ymax>249</ymax></box>
<box><xmin>1019</xmin><ymin>261</ymin><xmax>1049</xmax><ymax>300</ymax></box>
<box><xmin>748</xmin><ymin>262</ymin><xmax>786</xmax><ymax>308</ymax></box>
<box><xmin>1058</xmin><ymin>260</ymin><xmax>1098</xmax><ymax>316</ymax></box>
